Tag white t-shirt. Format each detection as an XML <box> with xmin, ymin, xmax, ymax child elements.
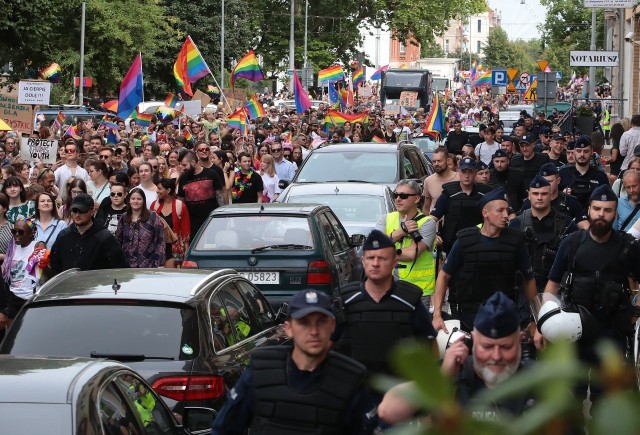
<box><xmin>54</xmin><ymin>164</ymin><xmax>89</xmax><ymax>201</ymax></box>
<box><xmin>136</xmin><ymin>185</ymin><xmax>158</xmax><ymax>209</ymax></box>
<box><xmin>260</xmin><ymin>173</ymin><xmax>282</xmax><ymax>202</ymax></box>
<box><xmin>10</xmin><ymin>240</ymin><xmax>38</xmax><ymax>300</ymax></box>
<box><xmin>86</xmin><ymin>180</ymin><xmax>111</xmax><ymax>205</ymax></box>
<box><xmin>475</xmin><ymin>142</ymin><xmax>500</xmax><ymax>166</ymax></box>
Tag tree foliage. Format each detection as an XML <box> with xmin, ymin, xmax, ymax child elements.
<box><xmin>483</xmin><ymin>28</ymin><xmax>542</xmax><ymax>74</ymax></box>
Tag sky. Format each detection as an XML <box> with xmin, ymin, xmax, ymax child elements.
<box><xmin>488</xmin><ymin>0</ymin><xmax>547</xmax><ymax>41</ymax></box>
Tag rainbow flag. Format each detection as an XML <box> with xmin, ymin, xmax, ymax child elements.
<box><xmin>106</xmin><ymin>129</ymin><xmax>118</xmax><ymax>145</ymax></box>
<box><xmin>117</xmin><ymin>53</ymin><xmax>144</xmax><ymax>119</ymax></box>
<box><xmin>370</xmin><ymin>65</ymin><xmax>388</xmax><ymax>81</ymax></box>
<box><xmin>245</xmin><ymin>96</ymin><xmax>266</xmax><ymax>120</ymax></box>
<box><xmin>165</xmin><ymin>93</ymin><xmax>178</xmax><ymax>108</ymax></box>
<box><xmin>423</xmin><ymin>93</ymin><xmax>445</xmax><ymax>139</ymax></box>
<box><xmin>324</xmin><ymin>109</ymin><xmax>369</xmax><ymax>128</ymax></box>
<box><xmin>318</xmin><ymin>65</ymin><xmax>344</xmax><ymax>83</ymax></box>
<box><xmin>52</xmin><ymin>111</ymin><xmax>65</xmax><ymax>130</ymax></box>
<box><xmin>64</xmin><ymin>125</ymin><xmax>80</xmax><ymax>139</ymax></box>
<box><xmin>231</xmin><ymin>50</ymin><xmax>264</xmax><ymax>88</ymax></box>
<box><xmin>293</xmin><ymin>71</ymin><xmax>312</xmax><ymax>114</ymax></box>
<box><xmin>471</xmin><ymin>71</ymin><xmax>492</xmax><ymax>88</ymax></box>
<box><xmin>183</xmin><ymin>129</ymin><xmax>194</xmax><ymax>143</ymax></box>
<box><xmin>100</xmin><ymin>115</ymin><xmax>120</xmax><ymax>130</ymax></box>
<box><xmin>371</xmin><ymin>136</ymin><xmax>386</xmax><ymax>143</ymax></box>
<box><xmin>174</xmin><ymin>36</ymin><xmax>211</xmax><ymax>96</ymax></box>
<box><xmin>132</xmin><ymin>109</ymin><xmax>154</xmax><ymax>127</ymax></box>
<box><xmin>470</xmin><ymin>61</ymin><xmax>477</xmax><ymax>81</ymax></box>
<box><xmin>352</xmin><ymin>67</ymin><xmax>364</xmax><ymax>86</ymax></box>
<box><xmin>206</xmin><ymin>85</ymin><xmax>220</xmax><ymax>99</ymax></box>
<box><xmin>102</xmin><ymin>99</ymin><xmax>118</xmax><ymax>113</ymax></box>
<box><xmin>225</xmin><ymin>108</ymin><xmax>247</xmax><ymax>131</ymax></box>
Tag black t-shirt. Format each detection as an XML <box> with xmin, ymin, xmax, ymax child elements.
<box><xmin>232</xmin><ymin>171</ymin><xmax>264</xmax><ymax>204</ymax></box>
<box><xmin>178</xmin><ymin>167</ymin><xmax>224</xmax><ymax>236</ymax></box>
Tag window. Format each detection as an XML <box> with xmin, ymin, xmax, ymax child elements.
<box><xmin>402</xmin><ymin>149</ymin><xmax>418</xmax><ymax>179</ymax></box>
<box><xmin>477</xmin><ymin>19</ymin><xmax>482</xmax><ymax>33</ymax></box>
<box><xmin>236</xmin><ymin>280</ymin><xmax>276</xmax><ymax>330</ymax></box>
<box><xmin>399</xmin><ymin>42</ymin><xmax>406</xmax><ymax>55</ymax></box>
<box><xmin>318</xmin><ymin>214</ymin><xmax>341</xmax><ymax>254</ymax></box>
<box><xmin>445</xmin><ymin>39</ymin><xmax>450</xmax><ymax>53</ymax></box>
<box><xmin>477</xmin><ymin>41</ymin><xmax>482</xmax><ymax>54</ymax></box>
<box><xmin>209</xmin><ymin>283</ymin><xmax>262</xmax><ymax>349</ymax></box>
<box><xmin>99</xmin><ymin>382</ymin><xmax>145</xmax><ymax>435</ymax></box>
<box><xmin>323</xmin><ymin>211</ymin><xmax>350</xmax><ymax>251</ymax></box>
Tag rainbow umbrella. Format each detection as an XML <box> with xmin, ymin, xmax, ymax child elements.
<box><xmin>102</xmin><ymin>100</ymin><xmax>119</xmax><ymax>113</ymax></box>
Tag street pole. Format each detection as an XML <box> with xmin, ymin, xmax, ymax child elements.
<box><xmin>303</xmin><ymin>0</ymin><xmax>308</xmax><ymax>69</ymax></box>
<box><xmin>618</xmin><ymin>8</ymin><xmax>624</xmax><ymax>120</ymax></box>
<box><xmin>221</xmin><ymin>0</ymin><xmax>225</xmax><ymax>91</ymax></box>
<box><xmin>589</xmin><ymin>8</ymin><xmax>596</xmax><ymax>99</ymax></box>
<box><xmin>79</xmin><ymin>2</ymin><xmax>86</xmax><ymax>106</ymax></box>
<box><xmin>289</xmin><ymin>0</ymin><xmax>295</xmax><ymax>91</ymax></box>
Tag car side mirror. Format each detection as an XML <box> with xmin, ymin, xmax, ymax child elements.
<box><xmin>350</xmin><ymin>234</ymin><xmax>366</xmax><ymax>246</ymax></box>
<box><xmin>182</xmin><ymin>407</ymin><xmax>217</xmax><ymax>433</ymax></box>
<box><xmin>275</xmin><ymin>303</ymin><xmax>289</xmax><ymax>323</ymax></box>
<box><xmin>278</xmin><ymin>179</ymin><xmax>290</xmax><ymax>189</ymax></box>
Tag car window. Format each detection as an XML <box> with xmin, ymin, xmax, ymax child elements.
<box><xmin>209</xmin><ymin>294</ymin><xmax>236</xmax><ymax>350</ymax></box>
<box><xmin>236</xmin><ymin>280</ymin><xmax>276</xmax><ymax>331</ymax></box>
<box><xmin>402</xmin><ymin>149</ymin><xmax>417</xmax><ymax>179</ymax></box>
<box><xmin>1</xmin><ymin>303</ymin><xmax>200</xmax><ymax>361</ymax></box>
<box><xmin>408</xmin><ymin>149</ymin><xmax>427</xmax><ymax>178</ymax></box>
<box><xmin>113</xmin><ymin>373</ymin><xmax>180</xmax><ymax>435</ymax></box>
<box><xmin>98</xmin><ymin>381</ymin><xmax>145</xmax><ymax>435</ymax></box>
<box><xmin>209</xmin><ymin>283</ymin><xmax>261</xmax><ymax>349</ymax></box>
<box><xmin>296</xmin><ymin>151</ymin><xmax>398</xmax><ymax>183</ymax></box>
<box><xmin>317</xmin><ymin>213</ymin><xmax>341</xmax><ymax>253</ymax></box>
<box><xmin>287</xmin><ymin>194</ymin><xmax>385</xmax><ymax>223</ymax></box>
<box><xmin>323</xmin><ymin>211</ymin><xmax>351</xmax><ymax>251</ymax></box>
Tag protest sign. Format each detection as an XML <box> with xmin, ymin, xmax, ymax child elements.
<box><xmin>0</xmin><ymin>88</ymin><xmax>33</xmax><ymax>133</ymax></box>
<box><xmin>20</xmin><ymin>138</ymin><xmax>58</xmax><ymax>164</ymax></box>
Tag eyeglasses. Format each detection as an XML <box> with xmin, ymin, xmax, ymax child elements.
<box><xmin>271</xmin><ymin>148</ymin><xmax>282</xmax><ymax>152</ymax></box>
<box><xmin>10</xmin><ymin>229</ymin><xmax>26</xmax><ymax>236</ymax></box>
<box><xmin>110</xmin><ymin>192</ymin><xmax>124</xmax><ymax>197</ymax></box>
<box><xmin>198</xmin><ymin>148</ymin><xmax>209</xmax><ymax>152</ymax></box>
<box><xmin>392</xmin><ymin>192</ymin><xmax>419</xmax><ymax>200</ymax></box>
<box><xmin>99</xmin><ymin>155</ymin><xmax>110</xmax><ymax>159</ymax></box>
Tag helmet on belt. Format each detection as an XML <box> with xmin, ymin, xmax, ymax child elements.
<box><xmin>436</xmin><ymin>319</ymin><xmax>472</xmax><ymax>358</ymax></box>
<box><xmin>531</xmin><ymin>293</ymin><xmax>598</xmax><ymax>343</ymax></box>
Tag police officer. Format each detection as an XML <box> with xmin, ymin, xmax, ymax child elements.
<box><xmin>518</xmin><ymin>163</ymin><xmax>589</xmax><ymax>230</ymax></box>
<box><xmin>432</xmin><ymin>187</ymin><xmax>537</xmax><ymax>331</ymax></box>
<box><xmin>375</xmin><ymin>180</ymin><xmax>437</xmax><ymax>308</ymax></box>
<box><xmin>509</xmin><ymin>175</ymin><xmax>578</xmax><ymax>292</ymax></box>
<box><xmin>510</xmin><ymin>134</ymin><xmax>550</xmax><ymax>187</ymax></box>
<box><xmin>547</xmin><ymin>133</ymin><xmax>568</xmax><ymax>168</ymax></box>
<box><xmin>489</xmin><ymin>149</ymin><xmax>527</xmax><ymax>212</ymax></box>
<box><xmin>334</xmin><ymin>230</ymin><xmax>436</xmax><ymax>375</ymax></box>
<box><xmin>559</xmin><ymin>136</ymin><xmax>609</xmax><ymax>212</ymax></box>
<box><xmin>430</xmin><ymin>157</ymin><xmax>493</xmax><ymax>254</ymax></box>
<box><xmin>212</xmin><ymin>289</ymin><xmax>376</xmax><ymax>435</ymax></box>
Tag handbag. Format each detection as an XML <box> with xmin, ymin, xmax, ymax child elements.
<box><xmin>159</xmin><ymin>215</ymin><xmax>179</xmax><ymax>244</ymax></box>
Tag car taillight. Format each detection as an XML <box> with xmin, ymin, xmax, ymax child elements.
<box><xmin>182</xmin><ymin>260</ymin><xmax>199</xmax><ymax>269</ymax></box>
<box><xmin>307</xmin><ymin>260</ymin><xmax>332</xmax><ymax>284</ymax></box>
<box><xmin>151</xmin><ymin>375</ymin><xmax>225</xmax><ymax>401</ymax></box>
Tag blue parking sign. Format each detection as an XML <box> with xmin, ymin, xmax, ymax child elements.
<box><xmin>492</xmin><ymin>70</ymin><xmax>508</xmax><ymax>87</ymax></box>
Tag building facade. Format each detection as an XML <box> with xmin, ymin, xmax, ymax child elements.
<box><xmin>434</xmin><ymin>8</ymin><xmax>501</xmax><ymax>57</ymax></box>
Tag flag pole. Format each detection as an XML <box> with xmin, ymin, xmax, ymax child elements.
<box><xmin>209</xmin><ymin>72</ymin><xmax>233</xmax><ymax>112</ymax></box>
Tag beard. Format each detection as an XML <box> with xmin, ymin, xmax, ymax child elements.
<box><xmin>434</xmin><ymin>165</ymin><xmax>447</xmax><ymax>174</ymax></box>
<box><xmin>473</xmin><ymin>352</ymin><xmax>521</xmax><ymax>388</ymax></box>
<box><xmin>184</xmin><ymin>165</ymin><xmax>196</xmax><ymax>177</ymax></box>
<box><xmin>589</xmin><ymin>216</ymin><xmax>613</xmax><ymax>237</ymax></box>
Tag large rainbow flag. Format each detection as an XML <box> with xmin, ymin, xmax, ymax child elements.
<box><xmin>318</xmin><ymin>65</ymin><xmax>344</xmax><ymax>83</ymax></box>
<box><xmin>422</xmin><ymin>93</ymin><xmax>445</xmax><ymax>139</ymax></box>
<box><xmin>245</xmin><ymin>95</ymin><xmax>266</xmax><ymax>120</ymax></box>
<box><xmin>324</xmin><ymin>109</ymin><xmax>369</xmax><ymax>128</ymax></box>
<box><xmin>174</xmin><ymin>36</ymin><xmax>211</xmax><ymax>96</ymax></box>
<box><xmin>370</xmin><ymin>65</ymin><xmax>388</xmax><ymax>81</ymax></box>
<box><xmin>225</xmin><ymin>108</ymin><xmax>247</xmax><ymax>131</ymax></box>
<box><xmin>471</xmin><ymin>71</ymin><xmax>492</xmax><ymax>88</ymax></box>
<box><xmin>293</xmin><ymin>72</ymin><xmax>312</xmax><ymax>114</ymax></box>
<box><xmin>231</xmin><ymin>50</ymin><xmax>264</xmax><ymax>89</ymax></box>
<box><xmin>352</xmin><ymin>67</ymin><xmax>364</xmax><ymax>86</ymax></box>
<box><xmin>117</xmin><ymin>53</ymin><xmax>143</xmax><ymax>119</ymax></box>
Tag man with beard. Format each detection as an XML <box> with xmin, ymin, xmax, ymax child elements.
<box><xmin>489</xmin><ymin>149</ymin><xmax>526</xmax><ymax>212</ymax></box>
<box><xmin>614</xmin><ymin>170</ymin><xmax>640</xmax><ymax>231</ymax></box>
<box><xmin>559</xmin><ymin>137</ymin><xmax>608</xmax><ymax>212</ymax></box>
<box><xmin>500</xmin><ymin>135</ymin><xmax>516</xmax><ymax>159</ymax></box>
<box><xmin>535</xmin><ymin>184</ymin><xmax>640</xmax><ymax>405</ymax></box>
<box><xmin>445</xmin><ymin>120</ymin><xmax>470</xmax><ymax>156</ymax></box>
<box><xmin>422</xmin><ymin>146</ymin><xmax>459</xmax><ymax>214</ymax></box>
<box><xmin>379</xmin><ymin>292</ymin><xmax>534</xmax><ymax>424</ymax></box>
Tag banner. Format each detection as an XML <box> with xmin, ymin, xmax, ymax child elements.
<box><xmin>0</xmin><ymin>88</ymin><xmax>33</xmax><ymax>133</ymax></box>
<box><xmin>20</xmin><ymin>138</ymin><xmax>58</xmax><ymax>164</ymax></box>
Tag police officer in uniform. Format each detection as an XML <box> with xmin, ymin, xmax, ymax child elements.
<box><xmin>211</xmin><ymin>289</ymin><xmax>376</xmax><ymax>435</ymax></box>
<box><xmin>375</xmin><ymin>180</ymin><xmax>437</xmax><ymax>308</ymax></box>
<box><xmin>510</xmin><ymin>134</ymin><xmax>550</xmax><ymax>187</ymax></box>
<box><xmin>489</xmin><ymin>149</ymin><xmax>527</xmax><ymax>212</ymax></box>
<box><xmin>510</xmin><ymin>175</ymin><xmax>578</xmax><ymax>292</ymax></box>
<box><xmin>432</xmin><ymin>188</ymin><xmax>537</xmax><ymax>331</ymax></box>
<box><xmin>534</xmin><ymin>184</ymin><xmax>640</xmax><ymax>403</ymax></box>
<box><xmin>430</xmin><ymin>157</ymin><xmax>493</xmax><ymax>254</ymax></box>
<box><xmin>559</xmin><ymin>137</ymin><xmax>609</xmax><ymax>212</ymax></box>
<box><xmin>334</xmin><ymin>230</ymin><xmax>436</xmax><ymax>375</ymax></box>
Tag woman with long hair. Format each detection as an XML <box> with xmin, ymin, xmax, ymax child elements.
<box><xmin>2</xmin><ymin>177</ymin><xmax>35</xmax><ymax>224</ymax></box>
<box><xmin>33</xmin><ymin>192</ymin><xmax>67</xmax><ymax>250</ymax></box>
<box><xmin>212</xmin><ymin>150</ymin><xmax>235</xmax><ymax>191</ymax></box>
<box><xmin>291</xmin><ymin>146</ymin><xmax>304</xmax><ymax>168</ymax></box>
<box><xmin>136</xmin><ymin>162</ymin><xmax>157</xmax><ymax>208</ymax></box>
<box><xmin>86</xmin><ymin>160</ymin><xmax>111</xmax><ymax>207</ymax></box>
<box><xmin>59</xmin><ymin>178</ymin><xmax>87</xmax><ymax>224</ymax></box>
<box><xmin>157</xmin><ymin>156</ymin><xmax>170</xmax><ymax>179</ymax></box>
<box><xmin>0</xmin><ymin>193</ymin><xmax>13</xmax><ymax>266</ymax></box>
<box><xmin>150</xmin><ymin>178</ymin><xmax>190</xmax><ymax>268</ymax></box>
<box><xmin>127</xmin><ymin>166</ymin><xmax>140</xmax><ymax>187</ymax></box>
<box><xmin>167</xmin><ymin>150</ymin><xmax>181</xmax><ymax>181</ymax></box>
<box><xmin>115</xmin><ymin>188</ymin><xmax>164</xmax><ymax>268</ymax></box>
<box><xmin>259</xmin><ymin>154</ymin><xmax>281</xmax><ymax>203</ymax></box>
<box><xmin>608</xmin><ymin>122</ymin><xmax>626</xmax><ymax>183</ymax></box>
<box><xmin>13</xmin><ymin>162</ymin><xmax>30</xmax><ymax>188</ymax></box>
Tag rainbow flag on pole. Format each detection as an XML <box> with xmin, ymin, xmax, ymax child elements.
<box><xmin>52</xmin><ymin>111</ymin><xmax>66</xmax><ymax>131</ymax></box>
<box><xmin>64</xmin><ymin>124</ymin><xmax>81</xmax><ymax>140</ymax></box>
<box><xmin>132</xmin><ymin>109</ymin><xmax>154</xmax><ymax>127</ymax></box>
<box><xmin>318</xmin><ymin>65</ymin><xmax>344</xmax><ymax>83</ymax></box>
<box><xmin>471</xmin><ymin>71</ymin><xmax>492</xmax><ymax>88</ymax></box>
<box><xmin>324</xmin><ymin>109</ymin><xmax>369</xmax><ymax>128</ymax></box>
<box><xmin>225</xmin><ymin>108</ymin><xmax>247</xmax><ymax>131</ymax></box>
<box><xmin>231</xmin><ymin>50</ymin><xmax>264</xmax><ymax>89</ymax></box>
<box><xmin>352</xmin><ymin>67</ymin><xmax>364</xmax><ymax>86</ymax></box>
<box><xmin>370</xmin><ymin>65</ymin><xmax>388</xmax><ymax>81</ymax></box>
<box><xmin>245</xmin><ymin>96</ymin><xmax>266</xmax><ymax>120</ymax></box>
<box><xmin>174</xmin><ymin>36</ymin><xmax>211</xmax><ymax>96</ymax></box>
<box><xmin>422</xmin><ymin>93</ymin><xmax>445</xmax><ymax>139</ymax></box>
<box><xmin>117</xmin><ymin>53</ymin><xmax>143</xmax><ymax>119</ymax></box>
<box><xmin>100</xmin><ymin>115</ymin><xmax>120</xmax><ymax>130</ymax></box>
<box><xmin>183</xmin><ymin>129</ymin><xmax>194</xmax><ymax>144</ymax></box>
<box><xmin>164</xmin><ymin>93</ymin><xmax>178</xmax><ymax>108</ymax></box>
<box><xmin>293</xmin><ymin>71</ymin><xmax>312</xmax><ymax>114</ymax></box>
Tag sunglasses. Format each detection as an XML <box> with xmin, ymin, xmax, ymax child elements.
<box><xmin>65</xmin><ymin>149</ymin><xmax>77</xmax><ymax>154</ymax></box>
<box><xmin>198</xmin><ymin>148</ymin><xmax>209</xmax><ymax>152</ymax></box>
<box><xmin>271</xmin><ymin>148</ymin><xmax>282</xmax><ymax>152</ymax></box>
<box><xmin>392</xmin><ymin>192</ymin><xmax>419</xmax><ymax>200</ymax></box>
<box><xmin>71</xmin><ymin>208</ymin><xmax>90</xmax><ymax>214</ymax></box>
<box><xmin>110</xmin><ymin>192</ymin><xmax>124</xmax><ymax>197</ymax></box>
<box><xmin>10</xmin><ymin>229</ymin><xmax>26</xmax><ymax>236</ymax></box>
<box><xmin>99</xmin><ymin>155</ymin><xmax>110</xmax><ymax>159</ymax></box>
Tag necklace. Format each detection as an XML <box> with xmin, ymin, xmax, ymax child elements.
<box><xmin>231</xmin><ymin>168</ymin><xmax>253</xmax><ymax>200</ymax></box>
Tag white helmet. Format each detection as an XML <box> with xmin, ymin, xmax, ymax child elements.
<box><xmin>436</xmin><ymin>319</ymin><xmax>471</xmax><ymax>358</ymax></box>
<box><xmin>531</xmin><ymin>293</ymin><xmax>597</xmax><ymax>343</ymax></box>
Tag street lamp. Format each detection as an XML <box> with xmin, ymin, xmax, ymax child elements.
<box><xmin>221</xmin><ymin>0</ymin><xmax>225</xmax><ymax>90</ymax></box>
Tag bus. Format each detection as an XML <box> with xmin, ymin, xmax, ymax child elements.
<box><xmin>380</xmin><ymin>69</ymin><xmax>433</xmax><ymax>112</ymax></box>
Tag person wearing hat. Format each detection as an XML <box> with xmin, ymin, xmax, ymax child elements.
<box><xmin>509</xmin><ymin>134</ymin><xmax>550</xmax><ymax>187</ymax></box>
<box><xmin>333</xmin><ymin>229</ymin><xmax>436</xmax><ymax>376</ymax></box>
<box><xmin>548</xmin><ymin>133</ymin><xmax>568</xmax><ymax>168</ymax></box>
<box><xmin>43</xmin><ymin>193</ymin><xmax>128</xmax><ymax>277</ymax></box>
<box><xmin>499</xmin><ymin>135</ymin><xmax>516</xmax><ymax>159</ymax></box>
<box><xmin>534</xmin><ymin>126</ymin><xmax>552</xmax><ymax>153</ymax></box>
<box><xmin>535</xmin><ymin>184</ymin><xmax>640</xmax><ymax>405</ymax></box>
<box><xmin>430</xmin><ymin>157</ymin><xmax>494</xmax><ymax>255</ymax></box>
<box><xmin>379</xmin><ymin>292</ymin><xmax>534</xmax><ymax>425</ymax></box>
<box><xmin>558</xmin><ymin>136</ymin><xmax>608</xmax><ymax>212</ymax></box>
<box><xmin>489</xmin><ymin>148</ymin><xmax>527</xmax><ymax>212</ymax></box>
<box><xmin>518</xmin><ymin>163</ymin><xmax>589</xmax><ymax>230</ymax></box>
<box><xmin>432</xmin><ymin>187</ymin><xmax>536</xmax><ymax>331</ymax></box>
<box><xmin>212</xmin><ymin>290</ymin><xmax>377</xmax><ymax>435</ymax></box>
<box><xmin>474</xmin><ymin>161</ymin><xmax>490</xmax><ymax>185</ymax></box>
<box><xmin>509</xmin><ymin>175</ymin><xmax>578</xmax><ymax>292</ymax></box>
<box><xmin>565</xmin><ymin>140</ymin><xmax>576</xmax><ymax>166</ymax></box>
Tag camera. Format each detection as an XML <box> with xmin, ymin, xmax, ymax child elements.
<box><xmin>625</xmin><ymin>32</ymin><xmax>634</xmax><ymax>42</ymax></box>
<box><xmin>447</xmin><ymin>327</ymin><xmax>472</xmax><ymax>351</ymax></box>
<box><xmin>400</xmin><ymin>220</ymin><xmax>423</xmax><ymax>243</ymax></box>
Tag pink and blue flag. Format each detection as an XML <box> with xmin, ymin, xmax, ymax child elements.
<box><xmin>370</xmin><ymin>65</ymin><xmax>388</xmax><ymax>81</ymax></box>
<box><xmin>293</xmin><ymin>71</ymin><xmax>312</xmax><ymax>114</ymax></box>
<box><xmin>117</xmin><ymin>53</ymin><xmax>144</xmax><ymax>119</ymax></box>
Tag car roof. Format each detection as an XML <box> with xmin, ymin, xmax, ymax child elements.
<box><xmin>33</xmin><ymin>268</ymin><xmax>230</xmax><ymax>303</ymax></box>
<box><xmin>285</xmin><ymin>182</ymin><xmax>389</xmax><ymax>196</ymax></box>
<box><xmin>0</xmin><ymin>355</ymin><xmax>127</xmax><ymax>404</ymax></box>
<box><xmin>212</xmin><ymin>203</ymin><xmax>327</xmax><ymax>215</ymax></box>
<box><xmin>313</xmin><ymin>142</ymin><xmax>411</xmax><ymax>153</ymax></box>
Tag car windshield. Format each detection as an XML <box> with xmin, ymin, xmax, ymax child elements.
<box><xmin>288</xmin><ymin>194</ymin><xmax>385</xmax><ymax>223</ymax></box>
<box><xmin>2</xmin><ymin>303</ymin><xmax>199</xmax><ymax>360</ymax></box>
<box><xmin>412</xmin><ymin>137</ymin><xmax>438</xmax><ymax>154</ymax></box>
<box><xmin>297</xmin><ymin>151</ymin><xmax>397</xmax><ymax>183</ymax></box>
<box><xmin>194</xmin><ymin>215</ymin><xmax>314</xmax><ymax>251</ymax></box>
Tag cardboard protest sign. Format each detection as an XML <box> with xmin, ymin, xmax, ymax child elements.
<box><xmin>20</xmin><ymin>138</ymin><xmax>58</xmax><ymax>164</ymax></box>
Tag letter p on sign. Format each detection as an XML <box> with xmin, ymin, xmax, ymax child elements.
<box><xmin>491</xmin><ymin>70</ymin><xmax>508</xmax><ymax>87</ymax></box>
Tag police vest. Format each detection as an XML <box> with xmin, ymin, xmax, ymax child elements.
<box><xmin>566</xmin><ymin>167</ymin><xmax>600</xmax><ymax>207</ymax></box>
<box><xmin>250</xmin><ymin>346</ymin><xmax>366</xmax><ymax>435</ymax></box>
<box><xmin>335</xmin><ymin>281</ymin><xmax>422</xmax><ymax>374</ymax></box>
<box><xmin>454</xmin><ymin>227</ymin><xmax>523</xmax><ymax>309</ymax></box>
<box><xmin>441</xmin><ymin>182</ymin><xmax>493</xmax><ymax>253</ymax></box>
<box><xmin>385</xmin><ymin>211</ymin><xmax>435</xmax><ymax>295</ymax></box>
<box><xmin>489</xmin><ymin>168</ymin><xmax>525</xmax><ymax>210</ymax></box>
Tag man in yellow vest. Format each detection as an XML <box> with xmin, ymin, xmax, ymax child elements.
<box><xmin>602</xmin><ymin>104</ymin><xmax>611</xmax><ymax>145</ymax></box>
<box><xmin>375</xmin><ymin>179</ymin><xmax>437</xmax><ymax>309</ymax></box>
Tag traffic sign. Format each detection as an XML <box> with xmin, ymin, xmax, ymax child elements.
<box><xmin>524</xmin><ymin>79</ymin><xmax>538</xmax><ymax>102</ymax></box>
<box><xmin>491</xmin><ymin>70</ymin><xmax>508</xmax><ymax>87</ymax></box>
<box><xmin>556</xmin><ymin>71</ymin><xmax>563</xmax><ymax>80</ymax></box>
<box><xmin>506</xmin><ymin>68</ymin><xmax>518</xmax><ymax>81</ymax></box>
<box><xmin>506</xmin><ymin>83</ymin><xmax>517</xmax><ymax>94</ymax></box>
<box><xmin>519</xmin><ymin>72</ymin><xmax>531</xmax><ymax>85</ymax></box>
<box><xmin>537</xmin><ymin>60</ymin><xmax>549</xmax><ymax>71</ymax></box>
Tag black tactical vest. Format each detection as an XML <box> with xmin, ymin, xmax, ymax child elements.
<box><xmin>441</xmin><ymin>182</ymin><xmax>493</xmax><ymax>253</ymax></box>
<box><xmin>251</xmin><ymin>346</ymin><xmax>366</xmax><ymax>435</ymax></box>
<box><xmin>335</xmin><ymin>281</ymin><xmax>422</xmax><ymax>374</ymax></box>
<box><xmin>454</xmin><ymin>227</ymin><xmax>523</xmax><ymax>309</ymax></box>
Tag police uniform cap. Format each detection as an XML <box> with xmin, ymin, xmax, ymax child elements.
<box><xmin>519</xmin><ymin>135</ymin><xmax>534</xmax><ymax>144</ymax></box>
<box><xmin>501</xmin><ymin>135</ymin><xmax>514</xmax><ymax>143</ymax></box>
<box><xmin>458</xmin><ymin>157</ymin><xmax>477</xmax><ymax>171</ymax></box>
<box><xmin>633</xmin><ymin>144</ymin><xmax>640</xmax><ymax>157</ymax></box>
<box><xmin>474</xmin><ymin>292</ymin><xmax>519</xmax><ymax>339</ymax></box>
<box><xmin>478</xmin><ymin>187</ymin><xmax>508</xmax><ymax>209</ymax></box>
<box><xmin>574</xmin><ymin>136</ymin><xmax>591</xmax><ymax>148</ymax></box>
<box><xmin>589</xmin><ymin>184</ymin><xmax>618</xmax><ymax>203</ymax></box>
<box><xmin>492</xmin><ymin>149</ymin><xmax>509</xmax><ymax>159</ymax></box>
<box><xmin>566</xmin><ymin>141</ymin><xmax>576</xmax><ymax>151</ymax></box>
<box><xmin>363</xmin><ymin>229</ymin><xmax>395</xmax><ymax>251</ymax></box>
<box><xmin>538</xmin><ymin>163</ymin><xmax>559</xmax><ymax>177</ymax></box>
<box><xmin>288</xmin><ymin>289</ymin><xmax>335</xmax><ymax>319</ymax></box>
<box><xmin>477</xmin><ymin>161</ymin><xmax>489</xmax><ymax>171</ymax></box>
<box><xmin>540</xmin><ymin>126</ymin><xmax>551</xmax><ymax>135</ymax></box>
<box><xmin>529</xmin><ymin>174</ymin><xmax>551</xmax><ymax>189</ymax></box>
<box><xmin>551</xmin><ymin>133</ymin><xmax>566</xmax><ymax>141</ymax></box>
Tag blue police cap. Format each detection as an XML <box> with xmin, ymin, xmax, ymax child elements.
<box><xmin>551</xmin><ymin>133</ymin><xmax>566</xmax><ymax>141</ymax></box>
<box><xmin>477</xmin><ymin>161</ymin><xmax>489</xmax><ymax>171</ymax></box>
<box><xmin>363</xmin><ymin>229</ymin><xmax>395</xmax><ymax>251</ymax></box>
<box><xmin>288</xmin><ymin>289</ymin><xmax>335</xmax><ymax>319</ymax></box>
<box><xmin>589</xmin><ymin>184</ymin><xmax>618</xmax><ymax>203</ymax></box>
<box><xmin>478</xmin><ymin>187</ymin><xmax>508</xmax><ymax>209</ymax></box>
<box><xmin>529</xmin><ymin>174</ymin><xmax>551</xmax><ymax>189</ymax></box>
<box><xmin>519</xmin><ymin>135</ymin><xmax>534</xmax><ymax>144</ymax></box>
<box><xmin>540</xmin><ymin>126</ymin><xmax>551</xmax><ymax>135</ymax></box>
<box><xmin>474</xmin><ymin>292</ymin><xmax>519</xmax><ymax>338</ymax></box>
<box><xmin>566</xmin><ymin>141</ymin><xmax>576</xmax><ymax>151</ymax></box>
<box><xmin>459</xmin><ymin>157</ymin><xmax>477</xmax><ymax>171</ymax></box>
<box><xmin>501</xmin><ymin>135</ymin><xmax>514</xmax><ymax>143</ymax></box>
<box><xmin>492</xmin><ymin>149</ymin><xmax>509</xmax><ymax>159</ymax></box>
<box><xmin>575</xmin><ymin>136</ymin><xmax>592</xmax><ymax>149</ymax></box>
<box><xmin>538</xmin><ymin>163</ymin><xmax>559</xmax><ymax>177</ymax></box>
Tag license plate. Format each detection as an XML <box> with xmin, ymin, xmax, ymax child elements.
<box><xmin>241</xmin><ymin>272</ymin><xmax>280</xmax><ymax>284</ymax></box>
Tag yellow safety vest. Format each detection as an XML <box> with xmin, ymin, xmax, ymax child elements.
<box><xmin>386</xmin><ymin>211</ymin><xmax>435</xmax><ymax>296</ymax></box>
<box><xmin>603</xmin><ymin>110</ymin><xmax>611</xmax><ymax>131</ymax></box>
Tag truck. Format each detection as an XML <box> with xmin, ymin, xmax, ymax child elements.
<box><xmin>415</xmin><ymin>58</ymin><xmax>459</xmax><ymax>92</ymax></box>
<box><xmin>380</xmin><ymin>69</ymin><xmax>433</xmax><ymax>112</ymax></box>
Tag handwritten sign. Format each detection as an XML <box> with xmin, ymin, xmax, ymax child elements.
<box><xmin>385</xmin><ymin>104</ymin><xmax>401</xmax><ymax>116</ymax></box>
<box><xmin>20</xmin><ymin>138</ymin><xmax>58</xmax><ymax>164</ymax></box>
<box><xmin>18</xmin><ymin>81</ymin><xmax>52</xmax><ymax>105</ymax></box>
<box><xmin>399</xmin><ymin>91</ymin><xmax>418</xmax><ymax>107</ymax></box>
<box><xmin>0</xmin><ymin>88</ymin><xmax>33</xmax><ymax>132</ymax></box>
